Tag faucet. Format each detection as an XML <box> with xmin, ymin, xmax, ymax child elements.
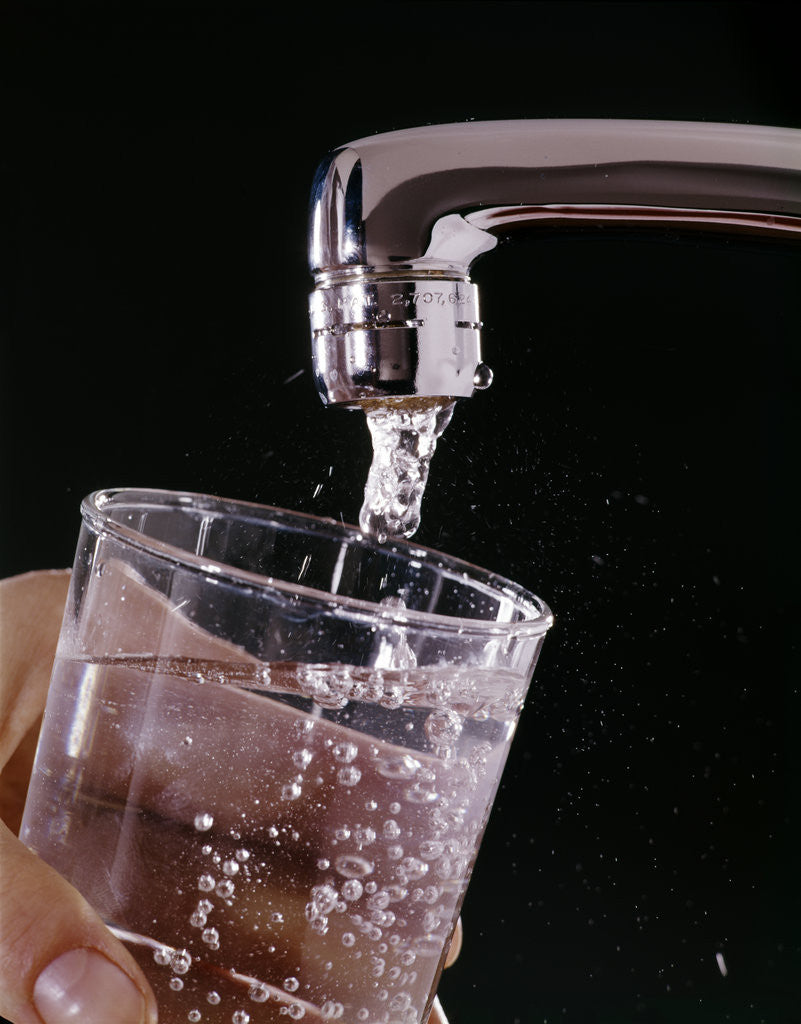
<box><xmin>308</xmin><ymin>119</ymin><xmax>801</xmax><ymax>409</ymax></box>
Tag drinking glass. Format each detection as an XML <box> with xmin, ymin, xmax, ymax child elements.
<box><xmin>21</xmin><ymin>488</ymin><xmax>552</xmax><ymax>1024</ymax></box>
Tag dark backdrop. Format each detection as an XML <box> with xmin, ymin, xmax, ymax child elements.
<box><xmin>1</xmin><ymin>3</ymin><xmax>799</xmax><ymax>1022</ymax></box>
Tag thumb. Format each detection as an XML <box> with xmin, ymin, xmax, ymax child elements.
<box><xmin>0</xmin><ymin>819</ymin><xmax>158</xmax><ymax>1024</ymax></box>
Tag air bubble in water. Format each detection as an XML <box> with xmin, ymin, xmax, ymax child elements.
<box><xmin>383</xmin><ymin>819</ymin><xmax>401</xmax><ymax>839</ymax></box>
<box><xmin>236</xmin><ymin>848</ymin><xmax>250</xmax><ymax>862</ymax></box>
<box><xmin>198</xmin><ymin>874</ymin><xmax>215</xmax><ymax>893</ymax></box>
<box><xmin>283</xmin><ymin>977</ymin><xmax>299</xmax><ymax>993</ymax></box>
<box><xmin>334</xmin><ymin>853</ymin><xmax>374</xmax><ymax>878</ymax></box>
<box><xmin>188</xmin><ymin>1012</ymin><xmax>202</xmax><ymax>1023</ymax></box>
<box><xmin>288</xmin><ymin>1006</ymin><xmax>306</xmax><ymax>1020</ymax></box>
<box><xmin>202</xmin><ymin>927</ymin><xmax>219</xmax><ymax>946</ymax></box>
<box><xmin>321</xmin><ymin>1002</ymin><xmax>344</xmax><ymax>1019</ymax></box>
<box><xmin>171</xmin><ymin>950</ymin><xmax>192</xmax><ymax>974</ymax></box>
<box><xmin>419</xmin><ymin>840</ymin><xmax>444</xmax><ymax>861</ymax></box>
<box><xmin>222</xmin><ymin>859</ymin><xmax>240</xmax><ymax>877</ymax></box>
<box><xmin>341</xmin><ymin>932</ymin><xmax>356</xmax><ymax>947</ymax></box>
<box><xmin>232</xmin><ymin>1012</ymin><xmax>250</xmax><ymax>1024</ymax></box>
<box><xmin>424</xmin><ymin>709</ymin><xmax>463</xmax><ymax>748</ymax></box>
<box><xmin>249</xmin><ymin>983</ymin><xmax>269</xmax><ymax>1003</ymax></box>
<box><xmin>342</xmin><ymin>879</ymin><xmax>363</xmax><ymax>901</ymax></box>
<box><xmin>353</xmin><ymin>825</ymin><xmax>376</xmax><ymax>848</ymax></box>
<box><xmin>333</xmin><ymin>742</ymin><xmax>358</xmax><ymax>763</ymax></box>
<box><xmin>293</xmin><ymin>749</ymin><xmax>313</xmax><ymax>770</ymax></box>
<box><xmin>377</xmin><ymin>755</ymin><xmax>421</xmax><ymax>780</ymax></box>
<box><xmin>170</xmin><ymin>977</ymin><xmax>184</xmax><ymax>991</ymax></box>
<box><xmin>153</xmin><ymin>946</ymin><xmax>171</xmax><ymax>966</ymax></box>
<box><xmin>207</xmin><ymin>991</ymin><xmax>221</xmax><ymax>1005</ymax></box>
<box><xmin>337</xmin><ymin>766</ymin><xmax>362</xmax><ymax>786</ymax></box>
<box><xmin>216</xmin><ymin>879</ymin><xmax>235</xmax><ymax>899</ymax></box>
<box><xmin>282</xmin><ymin>781</ymin><xmax>302</xmax><ymax>801</ymax></box>
<box><xmin>194</xmin><ymin>813</ymin><xmax>214</xmax><ymax>832</ymax></box>
<box><xmin>306</xmin><ymin>883</ymin><xmax>339</xmax><ymax>920</ymax></box>
<box><xmin>190</xmin><ymin>910</ymin><xmax>207</xmax><ymax>928</ymax></box>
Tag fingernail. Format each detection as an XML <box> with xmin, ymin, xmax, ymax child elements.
<box><xmin>34</xmin><ymin>948</ymin><xmax>147</xmax><ymax>1024</ymax></box>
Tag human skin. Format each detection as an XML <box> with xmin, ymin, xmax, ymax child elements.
<box><xmin>0</xmin><ymin>571</ymin><xmax>458</xmax><ymax>1024</ymax></box>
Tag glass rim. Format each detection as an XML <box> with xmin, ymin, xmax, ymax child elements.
<box><xmin>82</xmin><ymin>488</ymin><xmax>553</xmax><ymax>638</ymax></box>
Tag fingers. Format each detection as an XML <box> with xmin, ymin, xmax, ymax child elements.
<box><xmin>0</xmin><ymin>819</ymin><xmax>158</xmax><ymax>1023</ymax></box>
<box><xmin>444</xmin><ymin>916</ymin><xmax>463</xmax><ymax>969</ymax></box>
<box><xmin>0</xmin><ymin>570</ymin><xmax>158</xmax><ymax>1023</ymax></box>
<box><xmin>0</xmin><ymin>570</ymin><xmax>71</xmax><ymax>772</ymax></box>
<box><xmin>429</xmin><ymin>995</ymin><xmax>451</xmax><ymax>1024</ymax></box>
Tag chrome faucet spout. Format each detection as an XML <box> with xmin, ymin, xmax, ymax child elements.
<box><xmin>308</xmin><ymin>119</ymin><xmax>801</xmax><ymax>408</ymax></box>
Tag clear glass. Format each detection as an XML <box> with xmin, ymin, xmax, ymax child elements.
<box><xmin>21</xmin><ymin>488</ymin><xmax>552</xmax><ymax>1024</ymax></box>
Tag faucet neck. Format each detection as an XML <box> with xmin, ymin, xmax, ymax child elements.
<box><xmin>308</xmin><ymin>120</ymin><xmax>801</xmax><ymax>407</ymax></box>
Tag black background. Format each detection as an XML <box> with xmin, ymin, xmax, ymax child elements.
<box><xmin>1</xmin><ymin>3</ymin><xmax>799</xmax><ymax>1022</ymax></box>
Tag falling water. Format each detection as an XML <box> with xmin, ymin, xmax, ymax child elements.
<box><xmin>358</xmin><ymin>397</ymin><xmax>456</xmax><ymax>543</ymax></box>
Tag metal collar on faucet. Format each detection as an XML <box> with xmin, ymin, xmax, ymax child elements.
<box><xmin>308</xmin><ymin>119</ymin><xmax>801</xmax><ymax>408</ymax></box>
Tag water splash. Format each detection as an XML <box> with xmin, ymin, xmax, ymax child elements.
<box><xmin>359</xmin><ymin>398</ymin><xmax>455</xmax><ymax>542</ymax></box>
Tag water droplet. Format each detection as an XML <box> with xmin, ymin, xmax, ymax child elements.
<box><xmin>472</xmin><ymin>362</ymin><xmax>493</xmax><ymax>389</ymax></box>
<box><xmin>194</xmin><ymin>813</ymin><xmax>214</xmax><ymax>832</ymax></box>
<box><xmin>283</xmin><ymin>977</ymin><xmax>299</xmax><ymax>993</ymax></box>
<box><xmin>337</xmin><ymin>766</ymin><xmax>362</xmax><ymax>786</ymax></box>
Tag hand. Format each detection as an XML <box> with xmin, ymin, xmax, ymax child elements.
<box><xmin>0</xmin><ymin>571</ymin><xmax>462</xmax><ymax>1024</ymax></box>
<box><xmin>0</xmin><ymin>571</ymin><xmax>158</xmax><ymax>1024</ymax></box>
